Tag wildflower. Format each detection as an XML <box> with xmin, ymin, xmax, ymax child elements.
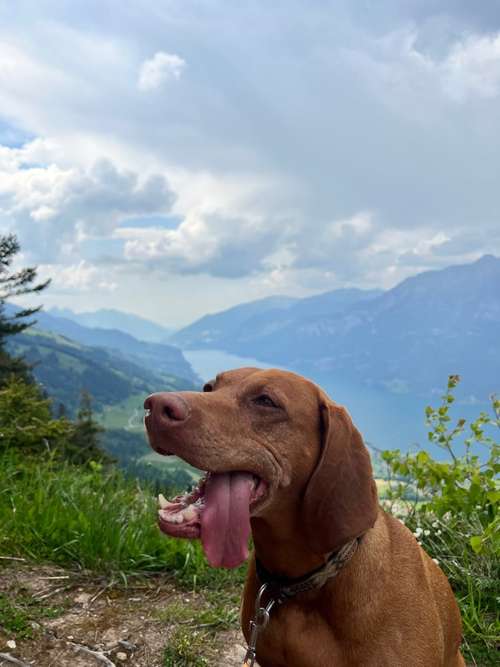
<box><xmin>436</xmin><ymin>530</ymin><xmax>442</xmax><ymax>536</ymax></box>
<box><xmin>423</xmin><ymin>529</ymin><xmax>430</xmax><ymax>536</ymax></box>
<box><xmin>414</xmin><ymin>527</ymin><xmax>423</xmax><ymax>537</ymax></box>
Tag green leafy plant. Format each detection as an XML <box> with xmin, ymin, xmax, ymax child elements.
<box><xmin>382</xmin><ymin>376</ymin><xmax>499</xmax><ymax>664</ymax></box>
<box><xmin>163</xmin><ymin>627</ymin><xmax>210</xmax><ymax>666</ymax></box>
<box><xmin>0</xmin><ymin>375</ymin><xmax>74</xmax><ymax>455</ymax></box>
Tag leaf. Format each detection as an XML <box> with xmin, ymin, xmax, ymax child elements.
<box><xmin>469</xmin><ymin>535</ymin><xmax>483</xmax><ymax>554</ymax></box>
<box><xmin>486</xmin><ymin>490</ymin><xmax>500</xmax><ymax>505</ymax></box>
<box><xmin>416</xmin><ymin>451</ymin><xmax>429</xmax><ymax>465</ymax></box>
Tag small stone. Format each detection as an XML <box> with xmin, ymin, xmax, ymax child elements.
<box><xmin>116</xmin><ymin>652</ymin><xmax>128</xmax><ymax>661</ymax></box>
<box><xmin>6</xmin><ymin>640</ymin><xmax>16</xmax><ymax>649</ymax></box>
<box><xmin>67</xmin><ymin>635</ymin><xmax>74</xmax><ymax>640</ymax></box>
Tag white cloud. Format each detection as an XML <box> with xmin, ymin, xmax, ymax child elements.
<box><xmin>343</xmin><ymin>29</ymin><xmax>500</xmax><ymax>116</ymax></box>
<box><xmin>1</xmin><ymin>4</ymin><xmax>500</xmax><ymax>322</ymax></box>
<box><xmin>0</xmin><ymin>141</ymin><xmax>175</xmax><ymax>260</ymax></box>
<box><xmin>120</xmin><ymin>210</ymin><xmax>286</xmax><ymax>278</ymax></box>
<box><xmin>138</xmin><ymin>51</ymin><xmax>186</xmax><ymax>91</ymax></box>
<box><xmin>443</xmin><ymin>33</ymin><xmax>500</xmax><ymax>102</ymax></box>
<box><xmin>38</xmin><ymin>260</ymin><xmax>117</xmax><ymax>293</ymax></box>
<box><xmin>325</xmin><ymin>212</ymin><xmax>373</xmax><ymax>240</ymax></box>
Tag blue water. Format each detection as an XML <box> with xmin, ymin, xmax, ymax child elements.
<box><xmin>184</xmin><ymin>349</ymin><xmax>283</xmax><ymax>382</ymax></box>
<box><xmin>184</xmin><ymin>349</ymin><xmax>490</xmax><ymax>458</ymax></box>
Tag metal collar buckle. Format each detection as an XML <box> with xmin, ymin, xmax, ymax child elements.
<box><xmin>243</xmin><ymin>583</ymin><xmax>275</xmax><ymax>667</ymax></box>
<box><xmin>242</xmin><ymin>537</ymin><xmax>362</xmax><ymax>665</ymax></box>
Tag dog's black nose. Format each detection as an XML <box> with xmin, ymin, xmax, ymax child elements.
<box><xmin>144</xmin><ymin>392</ymin><xmax>190</xmax><ymax>424</ymax></box>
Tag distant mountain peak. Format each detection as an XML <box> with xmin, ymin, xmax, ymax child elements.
<box><xmin>475</xmin><ymin>253</ymin><xmax>499</xmax><ymax>265</ymax></box>
<box><xmin>170</xmin><ymin>256</ymin><xmax>499</xmax><ymax>399</ymax></box>
<box><xmin>48</xmin><ymin>307</ymin><xmax>174</xmax><ymax>343</ymax></box>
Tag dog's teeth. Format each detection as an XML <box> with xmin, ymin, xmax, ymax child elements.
<box><xmin>160</xmin><ymin>511</ymin><xmax>183</xmax><ymax>524</ymax></box>
<box><xmin>183</xmin><ymin>505</ymin><xmax>197</xmax><ymax>521</ymax></box>
<box><xmin>158</xmin><ymin>493</ymin><xmax>169</xmax><ymax>509</ymax></box>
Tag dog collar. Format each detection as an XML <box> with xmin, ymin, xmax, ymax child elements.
<box><xmin>243</xmin><ymin>537</ymin><xmax>362</xmax><ymax>666</ymax></box>
<box><xmin>255</xmin><ymin>536</ymin><xmax>361</xmax><ymax>602</ymax></box>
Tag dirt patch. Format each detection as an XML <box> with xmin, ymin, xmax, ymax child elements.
<box><xmin>0</xmin><ymin>563</ymin><xmax>248</xmax><ymax>666</ymax></box>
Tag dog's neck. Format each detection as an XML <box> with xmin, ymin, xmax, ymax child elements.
<box><xmin>251</xmin><ymin>514</ymin><xmax>331</xmax><ymax>579</ymax></box>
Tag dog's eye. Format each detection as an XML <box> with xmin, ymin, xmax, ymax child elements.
<box><xmin>253</xmin><ymin>394</ymin><xmax>279</xmax><ymax>408</ymax></box>
<box><xmin>203</xmin><ymin>382</ymin><xmax>214</xmax><ymax>393</ymax></box>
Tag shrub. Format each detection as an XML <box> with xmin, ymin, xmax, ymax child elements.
<box><xmin>0</xmin><ymin>375</ymin><xmax>73</xmax><ymax>455</ymax></box>
<box><xmin>382</xmin><ymin>376</ymin><xmax>499</xmax><ymax>665</ymax></box>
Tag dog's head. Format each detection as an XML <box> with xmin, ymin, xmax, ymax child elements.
<box><xmin>144</xmin><ymin>367</ymin><xmax>378</xmax><ymax>568</ymax></box>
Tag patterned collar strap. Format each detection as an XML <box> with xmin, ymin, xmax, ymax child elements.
<box><xmin>243</xmin><ymin>538</ymin><xmax>362</xmax><ymax>666</ymax></box>
<box><xmin>255</xmin><ymin>536</ymin><xmax>361</xmax><ymax>603</ymax></box>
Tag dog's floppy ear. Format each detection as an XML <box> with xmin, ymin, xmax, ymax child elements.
<box><xmin>301</xmin><ymin>395</ymin><xmax>378</xmax><ymax>554</ymax></box>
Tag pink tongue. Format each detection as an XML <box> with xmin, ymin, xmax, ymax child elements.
<box><xmin>201</xmin><ymin>472</ymin><xmax>253</xmax><ymax>568</ymax></box>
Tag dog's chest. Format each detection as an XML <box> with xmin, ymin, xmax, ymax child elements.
<box><xmin>252</xmin><ymin>604</ymin><xmax>343</xmax><ymax>667</ymax></box>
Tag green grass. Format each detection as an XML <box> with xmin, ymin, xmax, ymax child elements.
<box><xmin>408</xmin><ymin>514</ymin><xmax>499</xmax><ymax>665</ymax></box>
<box><xmin>0</xmin><ymin>593</ymin><xmax>65</xmax><ymax>639</ymax></box>
<box><xmin>0</xmin><ymin>450</ymin><xmax>244</xmax><ymax>664</ymax></box>
<box><xmin>0</xmin><ymin>452</ymin><xmax>245</xmax><ymax>591</ymax></box>
<box><xmin>138</xmin><ymin>453</ymin><xmax>201</xmax><ymax>481</ymax></box>
<box><xmin>97</xmin><ymin>393</ymin><xmax>147</xmax><ymax>430</ymax></box>
<box><xmin>163</xmin><ymin>627</ymin><xmax>210</xmax><ymax>666</ymax></box>
<box><xmin>159</xmin><ymin>589</ymin><xmax>240</xmax><ymax>665</ymax></box>
<box><xmin>157</xmin><ymin>590</ymin><xmax>240</xmax><ymax>630</ymax></box>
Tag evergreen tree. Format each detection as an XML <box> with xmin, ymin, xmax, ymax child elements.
<box><xmin>0</xmin><ymin>233</ymin><xmax>50</xmax><ymax>383</ymax></box>
<box><xmin>0</xmin><ymin>375</ymin><xmax>74</xmax><ymax>455</ymax></box>
<box><xmin>69</xmin><ymin>390</ymin><xmax>109</xmax><ymax>464</ymax></box>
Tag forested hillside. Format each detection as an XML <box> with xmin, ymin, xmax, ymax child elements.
<box><xmin>5</xmin><ymin>303</ymin><xmax>198</xmax><ymax>386</ymax></box>
<box><xmin>7</xmin><ymin>328</ymin><xmax>195</xmax><ymax>416</ymax></box>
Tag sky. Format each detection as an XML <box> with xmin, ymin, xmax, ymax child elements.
<box><xmin>1</xmin><ymin>1</ymin><xmax>500</xmax><ymax>327</ymax></box>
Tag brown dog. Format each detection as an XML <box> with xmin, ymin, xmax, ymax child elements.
<box><xmin>144</xmin><ymin>368</ymin><xmax>464</xmax><ymax>666</ymax></box>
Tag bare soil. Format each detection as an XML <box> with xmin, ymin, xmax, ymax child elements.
<box><xmin>0</xmin><ymin>563</ymin><xmax>248</xmax><ymax>667</ymax></box>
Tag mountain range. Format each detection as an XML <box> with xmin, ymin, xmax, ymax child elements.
<box><xmin>5</xmin><ymin>305</ymin><xmax>199</xmax><ymax>417</ymax></box>
<box><xmin>172</xmin><ymin>255</ymin><xmax>500</xmax><ymax>399</ymax></box>
<box><xmin>7</xmin><ymin>254</ymin><xmax>498</xmax><ymax>449</ymax></box>
<box><xmin>50</xmin><ymin>307</ymin><xmax>173</xmax><ymax>342</ymax></box>
<box><xmin>6</xmin><ymin>306</ymin><xmax>197</xmax><ymax>385</ymax></box>
<box><xmin>7</xmin><ymin>328</ymin><xmax>194</xmax><ymax>415</ymax></box>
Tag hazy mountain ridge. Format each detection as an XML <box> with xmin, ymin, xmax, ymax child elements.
<box><xmin>50</xmin><ymin>307</ymin><xmax>174</xmax><ymax>343</ymax></box>
<box><xmin>172</xmin><ymin>256</ymin><xmax>500</xmax><ymax>398</ymax></box>
<box><xmin>170</xmin><ymin>289</ymin><xmax>379</xmax><ymax>350</ymax></box>
<box><xmin>5</xmin><ymin>305</ymin><xmax>199</xmax><ymax>386</ymax></box>
<box><xmin>170</xmin><ymin>295</ymin><xmax>299</xmax><ymax>348</ymax></box>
